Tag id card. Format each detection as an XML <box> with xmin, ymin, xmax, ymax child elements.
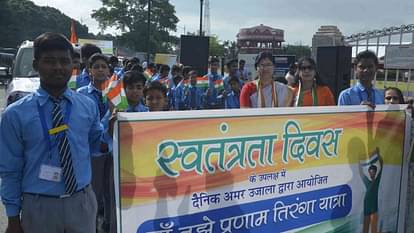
<box><xmin>39</xmin><ymin>165</ymin><xmax>62</xmax><ymax>182</ymax></box>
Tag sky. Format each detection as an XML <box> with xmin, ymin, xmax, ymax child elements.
<box><xmin>31</xmin><ymin>0</ymin><xmax>414</xmax><ymax>46</ymax></box>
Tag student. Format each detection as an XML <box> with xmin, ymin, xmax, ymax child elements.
<box><xmin>225</xmin><ymin>76</ymin><xmax>241</xmax><ymax>109</ymax></box>
<box><xmin>204</xmin><ymin>57</ymin><xmax>224</xmax><ymax>109</ymax></box>
<box><xmin>144</xmin><ymin>81</ymin><xmax>168</xmax><ymax>111</ymax></box>
<box><xmin>76</xmin><ymin>53</ymin><xmax>115</xmax><ymax>233</ymax></box>
<box><xmin>338</xmin><ymin>50</ymin><xmax>384</xmax><ymax>106</ymax></box>
<box><xmin>123</xmin><ymin>71</ymin><xmax>149</xmax><ymax>112</ymax></box>
<box><xmin>0</xmin><ymin>32</ymin><xmax>103</xmax><ymax>233</ymax></box>
<box><xmin>223</xmin><ymin>58</ymin><xmax>242</xmax><ymax>94</ymax></box>
<box><xmin>151</xmin><ymin>64</ymin><xmax>171</xmax><ymax>86</ymax></box>
<box><xmin>237</xmin><ymin>59</ymin><xmax>250</xmax><ymax>81</ymax></box>
<box><xmin>384</xmin><ymin>87</ymin><xmax>405</xmax><ymax>104</ymax></box>
<box><xmin>240</xmin><ymin>51</ymin><xmax>293</xmax><ymax>108</ymax></box>
<box><xmin>174</xmin><ymin>66</ymin><xmax>192</xmax><ymax>110</ymax></box>
<box><xmin>76</xmin><ymin>43</ymin><xmax>102</xmax><ymax>89</ymax></box>
<box><xmin>184</xmin><ymin>70</ymin><xmax>204</xmax><ymax>110</ymax></box>
<box><xmin>292</xmin><ymin>57</ymin><xmax>335</xmax><ymax>106</ymax></box>
<box><xmin>285</xmin><ymin>63</ymin><xmax>297</xmax><ymax>87</ymax></box>
<box><xmin>144</xmin><ymin>62</ymin><xmax>157</xmax><ymax>80</ymax></box>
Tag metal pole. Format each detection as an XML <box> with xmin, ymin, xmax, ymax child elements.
<box><xmin>147</xmin><ymin>0</ymin><xmax>151</xmax><ymax>63</ymax></box>
<box><xmin>199</xmin><ymin>0</ymin><xmax>204</xmax><ymax>36</ymax></box>
<box><xmin>396</xmin><ymin>28</ymin><xmax>404</xmax><ymax>87</ymax></box>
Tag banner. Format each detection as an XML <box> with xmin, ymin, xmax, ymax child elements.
<box><xmin>78</xmin><ymin>38</ymin><xmax>113</xmax><ymax>55</ymax></box>
<box><xmin>154</xmin><ymin>53</ymin><xmax>177</xmax><ymax>67</ymax></box>
<box><xmin>114</xmin><ymin>105</ymin><xmax>410</xmax><ymax>233</ymax></box>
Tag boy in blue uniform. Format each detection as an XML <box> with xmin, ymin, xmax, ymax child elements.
<box><xmin>338</xmin><ymin>50</ymin><xmax>384</xmax><ymax>106</ymax></box>
<box><xmin>144</xmin><ymin>81</ymin><xmax>169</xmax><ymax>111</ymax></box>
<box><xmin>77</xmin><ymin>53</ymin><xmax>116</xmax><ymax>233</ymax></box>
<box><xmin>76</xmin><ymin>43</ymin><xmax>102</xmax><ymax>89</ymax></box>
<box><xmin>123</xmin><ymin>71</ymin><xmax>149</xmax><ymax>112</ymax></box>
<box><xmin>0</xmin><ymin>32</ymin><xmax>103</xmax><ymax>233</ymax></box>
<box><xmin>204</xmin><ymin>57</ymin><xmax>224</xmax><ymax>109</ymax></box>
<box><xmin>184</xmin><ymin>70</ymin><xmax>204</xmax><ymax>110</ymax></box>
<box><xmin>225</xmin><ymin>76</ymin><xmax>241</xmax><ymax>109</ymax></box>
<box><xmin>174</xmin><ymin>66</ymin><xmax>192</xmax><ymax>110</ymax></box>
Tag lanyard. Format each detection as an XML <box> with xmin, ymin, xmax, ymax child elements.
<box><xmin>256</xmin><ymin>80</ymin><xmax>277</xmax><ymax>107</ymax></box>
<box><xmin>37</xmin><ymin>99</ymin><xmax>72</xmax><ymax>157</ymax></box>
<box><xmin>295</xmin><ymin>81</ymin><xmax>318</xmax><ymax>106</ymax></box>
<box><xmin>357</xmin><ymin>88</ymin><xmax>375</xmax><ymax>103</ymax></box>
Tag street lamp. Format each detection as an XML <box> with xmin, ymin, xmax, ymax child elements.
<box><xmin>199</xmin><ymin>0</ymin><xmax>204</xmax><ymax>36</ymax></box>
<box><xmin>147</xmin><ymin>0</ymin><xmax>151</xmax><ymax>63</ymax></box>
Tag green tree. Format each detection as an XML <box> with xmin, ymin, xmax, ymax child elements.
<box><xmin>0</xmin><ymin>0</ymin><xmax>91</xmax><ymax>48</ymax></box>
<box><xmin>209</xmin><ymin>36</ymin><xmax>225</xmax><ymax>57</ymax></box>
<box><xmin>281</xmin><ymin>44</ymin><xmax>311</xmax><ymax>58</ymax></box>
<box><xmin>223</xmin><ymin>40</ymin><xmax>238</xmax><ymax>59</ymax></box>
<box><xmin>92</xmin><ymin>0</ymin><xmax>179</xmax><ymax>53</ymax></box>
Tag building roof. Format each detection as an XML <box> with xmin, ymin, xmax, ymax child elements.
<box><xmin>237</xmin><ymin>24</ymin><xmax>284</xmax><ymax>42</ymax></box>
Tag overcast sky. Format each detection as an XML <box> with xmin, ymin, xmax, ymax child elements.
<box><xmin>31</xmin><ymin>0</ymin><xmax>414</xmax><ymax>45</ymax></box>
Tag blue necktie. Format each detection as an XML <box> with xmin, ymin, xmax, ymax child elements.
<box><xmin>52</xmin><ymin>99</ymin><xmax>77</xmax><ymax>194</ymax></box>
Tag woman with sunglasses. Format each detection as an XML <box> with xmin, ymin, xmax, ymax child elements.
<box><xmin>291</xmin><ymin>57</ymin><xmax>335</xmax><ymax>106</ymax></box>
<box><xmin>384</xmin><ymin>87</ymin><xmax>405</xmax><ymax>104</ymax></box>
<box><xmin>240</xmin><ymin>51</ymin><xmax>293</xmax><ymax>108</ymax></box>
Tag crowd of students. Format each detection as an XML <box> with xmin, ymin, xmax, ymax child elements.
<box><xmin>0</xmin><ymin>32</ymin><xmax>411</xmax><ymax>233</ymax></box>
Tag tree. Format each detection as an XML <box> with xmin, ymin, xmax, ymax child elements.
<box><xmin>281</xmin><ymin>45</ymin><xmax>311</xmax><ymax>59</ymax></box>
<box><xmin>92</xmin><ymin>0</ymin><xmax>179</xmax><ymax>53</ymax></box>
<box><xmin>223</xmin><ymin>40</ymin><xmax>238</xmax><ymax>59</ymax></box>
<box><xmin>209</xmin><ymin>36</ymin><xmax>225</xmax><ymax>57</ymax></box>
<box><xmin>0</xmin><ymin>0</ymin><xmax>91</xmax><ymax>48</ymax></box>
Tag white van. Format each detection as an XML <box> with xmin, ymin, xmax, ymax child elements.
<box><xmin>6</xmin><ymin>41</ymin><xmax>40</xmax><ymax>106</ymax></box>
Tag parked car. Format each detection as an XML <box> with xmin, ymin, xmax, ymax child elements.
<box><xmin>6</xmin><ymin>41</ymin><xmax>40</xmax><ymax>106</ymax></box>
<box><xmin>0</xmin><ymin>66</ymin><xmax>12</xmax><ymax>85</ymax></box>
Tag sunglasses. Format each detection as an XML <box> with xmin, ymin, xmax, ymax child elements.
<box><xmin>300</xmin><ymin>66</ymin><xmax>314</xmax><ymax>71</ymax></box>
<box><xmin>385</xmin><ymin>96</ymin><xmax>400</xmax><ymax>101</ymax></box>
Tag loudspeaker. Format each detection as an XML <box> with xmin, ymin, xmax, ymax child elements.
<box><xmin>316</xmin><ymin>46</ymin><xmax>352</xmax><ymax>103</ymax></box>
<box><xmin>180</xmin><ymin>35</ymin><xmax>209</xmax><ymax>75</ymax></box>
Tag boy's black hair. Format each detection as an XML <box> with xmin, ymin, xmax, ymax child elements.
<box><xmin>209</xmin><ymin>56</ymin><xmax>220</xmax><ymax>64</ymax></box>
<box><xmin>130</xmin><ymin>64</ymin><xmax>144</xmax><ymax>73</ymax></box>
<box><xmin>129</xmin><ymin>57</ymin><xmax>140</xmax><ymax>64</ymax></box>
<box><xmin>88</xmin><ymin>53</ymin><xmax>109</xmax><ymax>68</ymax></box>
<box><xmin>33</xmin><ymin>32</ymin><xmax>74</xmax><ymax>60</ymax></box>
<box><xmin>144</xmin><ymin>81</ymin><xmax>167</xmax><ymax>97</ymax></box>
<box><xmin>80</xmin><ymin>43</ymin><xmax>102</xmax><ymax>60</ymax></box>
<box><xmin>72</xmin><ymin>50</ymin><xmax>80</xmax><ymax>59</ymax></box>
<box><xmin>123</xmin><ymin>71</ymin><xmax>147</xmax><ymax>87</ymax></box>
<box><xmin>226</xmin><ymin>58</ymin><xmax>238</xmax><ymax>68</ymax></box>
<box><xmin>182</xmin><ymin>66</ymin><xmax>192</xmax><ymax>77</ymax></box>
<box><xmin>109</xmin><ymin>56</ymin><xmax>119</xmax><ymax>64</ymax></box>
<box><xmin>228</xmin><ymin>76</ymin><xmax>240</xmax><ymax>85</ymax></box>
<box><xmin>160</xmin><ymin>64</ymin><xmax>171</xmax><ymax>73</ymax></box>
<box><xmin>171</xmin><ymin>64</ymin><xmax>182</xmax><ymax>73</ymax></box>
<box><xmin>355</xmin><ymin>50</ymin><xmax>379</xmax><ymax>66</ymax></box>
<box><xmin>147</xmin><ymin>62</ymin><xmax>156</xmax><ymax>69</ymax></box>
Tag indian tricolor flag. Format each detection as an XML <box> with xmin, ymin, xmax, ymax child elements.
<box><xmin>103</xmin><ymin>74</ymin><xmax>129</xmax><ymax>110</ymax></box>
<box><xmin>68</xmin><ymin>68</ymin><xmax>79</xmax><ymax>90</ymax></box>
<box><xmin>196</xmin><ymin>76</ymin><xmax>209</xmax><ymax>89</ymax></box>
<box><xmin>214</xmin><ymin>78</ymin><xmax>224</xmax><ymax>91</ymax></box>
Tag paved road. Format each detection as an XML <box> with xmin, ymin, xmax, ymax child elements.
<box><xmin>0</xmin><ymin>85</ymin><xmax>7</xmax><ymax>231</ymax></box>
